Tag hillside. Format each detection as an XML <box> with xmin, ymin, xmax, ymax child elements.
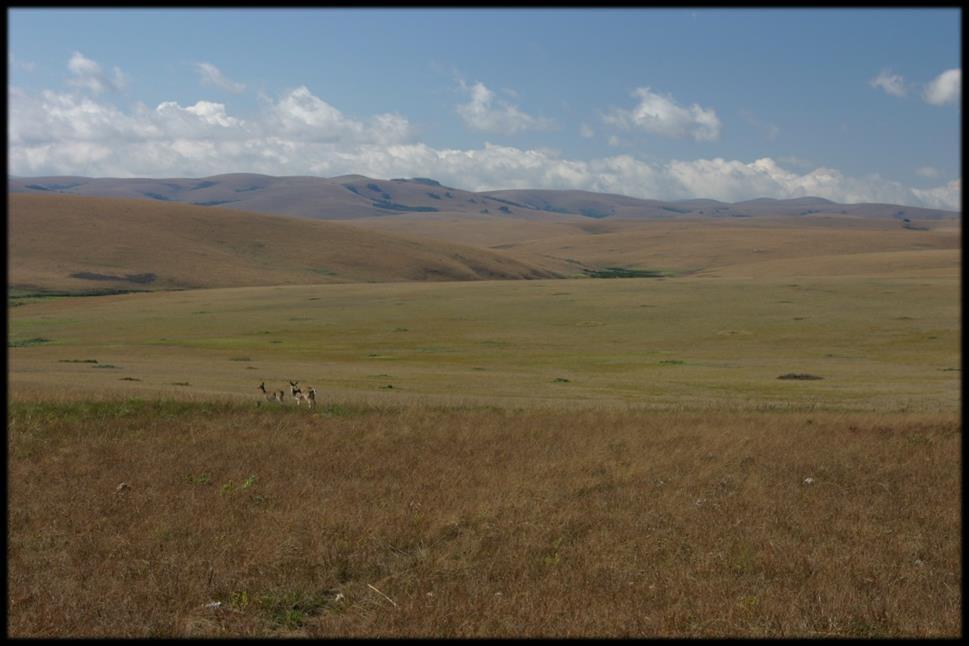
<box><xmin>343</xmin><ymin>210</ymin><xmax>961</xmax><ymax>279</ymax></box>
<box><xmin>8</xmin><ymin>194</ymin><xmax>558</xmax><ymax>294</ymax></box>
<box><xmin>9</xmin><ymin>174</ymin><xmax>959</xmax><ymax>223</ymax></box>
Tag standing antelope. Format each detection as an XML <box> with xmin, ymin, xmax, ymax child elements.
<box><xmin>307</xmin><ymin>386</ymin><xmax>317</xmax><ymax>407</ymax></box>
<box><xmin>289</xmin><ymin>380</ymin><xmax>310</xmax><ymax>407</ymax></box>
<box><xmin>258</xmin><ymin>382</ymin><xmax>285</xmax><ymax>403</ymax></box>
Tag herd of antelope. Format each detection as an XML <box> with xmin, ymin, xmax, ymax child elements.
<box><xmin>258</xmin><ymin>380</ymin><xmax>317</xmax><ymax>407</ymax></box>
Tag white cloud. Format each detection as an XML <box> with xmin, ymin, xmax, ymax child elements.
<box><xmin>915</xmin><ymin>165</ymin><xmax>940</xmax><ymax>178</ymax></box>
<box><xmin>155</xmin><ymin>100</ymin><xmax>245</xmax><ymax>134</ymax></box>
<box><xmin>8</xmin><ymin>84</ymin><xmax>959</xmax><ymax>211</ymax></box>
<box><xmin>67</xmin><ymin>51</ymin><xmax>126</xmax><ymax>94</ymax></box>
<box><xmin>911</xmin><ymin>179</ymin><xmax>960</xmax><ymax>210</ymax></box>
<box><xmin>579</xmin><ymin>123</ymin><xmax>595</xmax><ymax>139</ymax></box>
<box><xmin>603</xmin><ymin>87</ymin><xmax>721</xmax><ymax>141</ymax></box>
<box><xmin>270</xmin><ymin>85</ymin><xmax>412</xmax><ymax>144</ymax></box>
<box><xmin>456</xmin><ymin>81</ymin><xmax>554</xmax><ymax>135</ymax></box>
<box><xmin>194</xmin><ymin>62</ymin><xmax>246</xmax><ymax>94</ymax></box>
<box><xmin>923</xmin><ymin>68</ymin><xmax>960</xmax><ymax>106</ymax></box>
<box><xmin>869</xmin><ymin>69</ymin><xmax>908</xmax><ymax>97</ymax></box>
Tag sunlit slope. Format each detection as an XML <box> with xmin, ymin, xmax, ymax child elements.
<box><xmin>8</xmin><ymin>194</ymin><xmax>557</xmax><ymax>292</ymax></box>
<box><xmin>459</xmin><ymin>215</ymin><xmax>962</xmax><ymax>277</ymax></box>
<box><xmin>345</xmin><ymin>212</ymin><xmax>595</xmax><ymax>248</ymax></box>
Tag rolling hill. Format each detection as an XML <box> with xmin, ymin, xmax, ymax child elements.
<box><xmin>8</xmin><ymin>194</ymin><xmax>558</xmax><ymax>294</ymax></box>
<box><xmin>9</xmin><ymin>174</ymin><xmax>959</xmax><ymax>223</ymax></box>
<box><xmin>8</xmin><ymin>176</ymin><xmax>961</xmax><ymax>292</ymax></box>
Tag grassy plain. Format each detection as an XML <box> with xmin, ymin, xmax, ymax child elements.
<box><xmin>8</xmin><ymin>274</ymin><xmax>960</xmax><ymax>411</ymax></box>
<box><xmin>6</xmin><ymin>223</ymin><xmax>962</xmax><ymax>636</ymax></box>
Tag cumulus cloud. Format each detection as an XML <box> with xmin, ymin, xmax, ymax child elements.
<box><xmin>869</xmin><ymin>69</ymin><xmax>908</xmax><ymax>97</ymax></box>
<box><xmin>8</xmin><ymin>83</ymin><xmax>959</xmax><ymax>211</ymax></box>
<box><xmin>579</xmin><ymin>123</ymin><xmax>595</xmax><ymax>139</ymax></box>
<box><xmin>915</xmin><ymin>165</ymin><xmax>940</xmax><ymax>179</ymax></box>
<box><xmin>194</xmin><ymin>62</ymin><xmax>246</xmax><ymax>94</ymax></box>
<box><xmin>67</xmin><ymin>51</ymin><xmax>126</xmax><ymax>94</ymax></box>
<box><xmin>456</xmin><ymin>81</ymin><xmax>554</xmax><ymax>135</ymax></box>
<box><xmin>923</xmin><ymin>68</ymin><xmax>960</xmax><ymax>106</ymax></box>
<box><xmin>155</xmin><ymin>100</ymin><xmax>245</xmax><ymax>134</ymax></box>
<box><xmin>603</xmin><ymin>87</ymin><xmax>721</xmax><ymax>141</ymax></box>
<box><xmin>9</xmin><ymin>84</ymin><xmax>413</xmax><ymax>177</ymax></box>
<box><xmin>271</xmin><ymin>85</ymin><xmax>412</xmax><ymax>144</ymax></box>
<box><xmin>911</xmin><ymin>179</ymin><xmax>960</xmax><ymax>210</ymax></box>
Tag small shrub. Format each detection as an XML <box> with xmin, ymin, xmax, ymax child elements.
<box><xmin>777</xmin><ymin>373</ymin><xmax>824</xmax><ymax>380</ymax></box>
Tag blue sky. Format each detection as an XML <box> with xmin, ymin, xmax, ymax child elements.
<box><xmin>8</xmin><ymin>8</ymin><xmax>961</xmax><ymax>208</ymax></box>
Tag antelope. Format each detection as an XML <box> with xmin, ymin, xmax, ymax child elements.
<box><xmin>258</xmin><ymin>382</ymin><xmax>285</xmax><ymax>403</ymax></box>
<box><xmin>307</xmin><ymin>386</ymin><xmax>317</xmax><ymax>407</ymax></box>
<box><xmin>289</xmin><ymin>380</ymin><xmax>310</xmax><ymax>407</ymax></box>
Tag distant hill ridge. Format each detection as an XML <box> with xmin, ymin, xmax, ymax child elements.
<box><xmin>8</xmin><ymin>174</ymin><xmax>959</xmax><ymax>222</ymax></box>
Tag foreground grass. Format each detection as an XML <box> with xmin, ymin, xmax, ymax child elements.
<box><xmin>7</xmin><ymin>399</ymin><xmax>960</xmax><ymax>637</ymax></box>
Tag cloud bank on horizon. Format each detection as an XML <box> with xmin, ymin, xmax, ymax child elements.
<box><xmin>8</xmin><ymin>53</ymin><xmax>961</xmax><ymax>211</ymax></box>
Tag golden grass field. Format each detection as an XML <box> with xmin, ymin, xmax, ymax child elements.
<box><xmin>8</xmin><ymin>402</ymin><xmax>960</xmax><ymax>637</ymax></box>
<box><xmin>7</xmin><ymin>193</ymin><xmax>962</xmax><ymax>637</ymax></box>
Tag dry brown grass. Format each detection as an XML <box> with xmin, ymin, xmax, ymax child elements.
<box><xmin>8</xmin><ymin>399</ymin><xmax>960</xmax><ymax>637</ymax></box>
<box><xmin>8</xmin><ymin>194</ymin><xmax>554</xmax><ymax>293</ymax></box>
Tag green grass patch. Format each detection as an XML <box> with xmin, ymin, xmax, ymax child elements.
<box><xmin>582</xmin><ymin>267</ymin><xmax>673</xmax><ymax>279</ymax></box>
<box><xmin>8</xmin><ymin>286</ymin><xmax>154</xmax><ymax>304</ymax></box>
<box><xmin>9</xmin><ymin>337</ymin><xmax>51</xmax><ymax>348</ymax></box>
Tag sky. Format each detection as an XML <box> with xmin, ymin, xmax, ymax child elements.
<box><xmin>7</xmin><ymin>7</ymin><xmax>962</xmax><ymax>209</ymax></box>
